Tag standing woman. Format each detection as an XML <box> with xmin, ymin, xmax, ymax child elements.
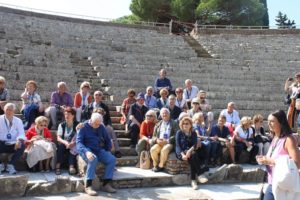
<box><xmin>21</xmin><ymin>80</ymin><xmax>44</xmax><ymax>130</ymax></box>
<box><xmin>285</xmin><ymin>73</ymin><xmax>300</xmax><ymax>130</ymax></box>
<box><xmin>257</xmin><ymin>110</ymin><xmax>300</xmax><ymax>200</ymax></box>
<box><xmin>175</xmin><ymin>117</ymin><xmax>208</xmax><ymax>190</ymax></box>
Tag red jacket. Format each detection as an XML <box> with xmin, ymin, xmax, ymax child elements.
<box><xmin>74</xmin><ymin>92</ymin><xmax>93</xmax><ymax>108</ymax></box>
<box><xmin>25</xmin><ymin>127</ymin><xmax>53</xmax><ymax>146</ymax></box>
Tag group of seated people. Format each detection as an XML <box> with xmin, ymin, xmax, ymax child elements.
<box><xmin>0</xmin><ymin>69</ymin><xmax>273</xmax><ymax>193</ymax></box>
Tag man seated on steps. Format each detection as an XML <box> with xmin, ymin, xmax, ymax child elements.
<box><xmin>150</xmin><ymin>108</ymin><xmax>179</xmax><ymax>172</ymax></box>
<box><xmin>82</xmin><ymin>90</ymin><xmax>122</xmax><ymax>158</ymax></box>
<box><xmin>144</xmin><ymin>86</ymin><xmax>157</xmax><ymax>109</ymax></box>
<box><xmin>0</xmin><ymin>103</ymin><xmax>26</xmax><ymax>175</ymax></box>
<box><xmin>76</xmin><ymin>113</ymin><xmax>116</xmax><ymax>196</ymax></box>
<box><xmin>45</xmin><ymin>82</ymin><xmax>73</xmax><ymax>130</ymax></box>
<box><xmin>183</xmin><ymin>79</ymin><xmax>199</xmax><ymax>109</ymax></box>
<box><xmin>220</xmin><ymin>102</ymin><xmax>241</xmax><ymax>136</ymax></box>
<box><xmin>154</xmin><ymin>69</ymin><xmax>173</xmax><ymax>97</ymax></box>
<box><xmin>128</xmin><ymin>92</ymin><xmax>148</xmax><ymax>148</ymax></box>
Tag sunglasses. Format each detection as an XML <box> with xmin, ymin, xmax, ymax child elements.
<box><xmin>146</xmin><ymin>115</ymin><xmax>153</xmax><ymax>117</ymax></box>
<box><xmin>182</xmin><ymin>123</ymin><xmax>190</xmax><ymax>125</ymax></box>
<box><xmin>175</xmin><ymin>91</ymin><xmax>182</xmax><ymax>93</ymax></box>
<box><xmin>39</xmin><ymin>124</ymin><xmax>47</xmax><ymax>127</ymax></box>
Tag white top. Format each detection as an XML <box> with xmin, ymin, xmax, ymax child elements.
<box><xmin>235</xmin><ymin>126</ymin><xmax>253</xmax><ymax>139</ymax></box>
<box><xmin>0</xmin><ymin>115</ymin><xmax>26</xmax><ymax>142</ymax></box>
<box><xmin>183</xmin><ymin>86</ymin><xmax>199</xmax><ymax>101</ymax></box>
<box><xmin>57</xmin><ymin>123</ymin><xmax>74</xmax><ymax>138</ymax></box>
<box><xmin>220</xmin><ymin>109</ymin><xmax>240</xmax><ymax>125</ymax></box>
<box><xmin>175</xmin><ymin>98</ymin><xmax>187</xmax><ymax>110</ymax></box>
<box><xmin>159</xmin><ymin>120</ymin><xmax>171</xmax><ymax>140</ymax></box>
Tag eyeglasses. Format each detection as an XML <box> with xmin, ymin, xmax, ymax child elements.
<box><xmin>182</xmin><ymin>123</ymin><xmax>190</xmax><ymax>125</ymax></box>
<box><xmin>146</xmin><ymin>115</ymin><xmax>153</xmax><ymax>117</ymax></box>
<box><xmin>175</xmin><ymin>91</ymin><xmax>182</xmax><ymax>93</ymax></box>
<box><xmin>95</xmin><ymin>94</ymin><xmax>102</xmax><ymax>96</ymax></box>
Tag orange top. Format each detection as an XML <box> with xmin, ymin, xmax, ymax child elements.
<box><xmin>74</xmin><ymin>92</ymin><xmax>93</xmax><ymax>108</ymax></box>
<box><xmin>139</xmin><ymin>121</ymin><xmax>156</xmax><ymax>139</ymax></box>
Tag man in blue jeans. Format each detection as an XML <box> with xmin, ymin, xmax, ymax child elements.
<box><xmin>76</xmin><ymin>113</ymin><xmax>116</xmax><ymax>196</ymax></box>
<box><xmin>0</xmin><ymin>103</ymin><xmax>26</xmax><ymax>174</ymax></box>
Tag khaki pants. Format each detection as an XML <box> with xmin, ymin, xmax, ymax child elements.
<box><xmin>150</xmin><ymin>143</ymin><xmax>173</xmax><ymax>168</ymax></box>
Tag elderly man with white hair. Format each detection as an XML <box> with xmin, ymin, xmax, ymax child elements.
<box><xmin>183</xmin><ymin>79</ymin><xmax>199</xmax><ymax>109</ymax></box>
<box><xmin>45</xmin><ymin>82</ymin><xmax>73</xmax><ymax>129</ymax></box>
<box><xmin>0</xmin><ymin>103</ymin><xmax>26</xmax><ymax>174</ymax></box>
<box><xmin>150</xmin><ymin>108</ymin><xmax>179</xmax><ymax>172</ymax></box>
<box><xmin>220</xmin><ymin>102</ymin><xmax>241</xmax><ymax>135</ymax></box>
<box><xmin>144</xmin><ymin>86</ymin><xmax>157</xmax><ymax>109</ymax></box>
<box><xmin>76</xmin><ymin>113</ymin><xmax>116</xmax><ymax>196</ymax></box>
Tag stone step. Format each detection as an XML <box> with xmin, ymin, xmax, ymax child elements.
<box><xmin>6</xmin><ymin>164</ymin><xmax>264</xmax><ymax>197</ymax></box>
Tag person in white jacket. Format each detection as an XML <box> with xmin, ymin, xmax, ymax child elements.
<box><xmin>256</xmin><ymin>110</ymin><xmax>300</xmax><ymax>200</ymax></box>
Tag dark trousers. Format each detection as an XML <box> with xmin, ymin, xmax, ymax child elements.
<box><xmin>188</xmin><ymin>147</ymin><xmax>207</xmax><ymax>180</ymax></box>
<box><xmin>235</xmin><ymin>141</ymin><xmax>258</xmax><ymax>163</ymax></box>
<box><xmin>0</xmin><ymin>107</ymin><xmax>4</xmax><ymax>115</ymax></box>
<box><xmin>22</xmin><ymin>108</ymin><xmax>44</xmax><ymax>130</ymax></box>
<box><xmin>210</xmin><ymin>141</ymin><xmax>222</xmax><ymax>160</ymax></box>
<box><xmin>128</xmin><ymin>123</ymin><xmax>140</xmax><ymax>146</ymax></box>
<box><xmin>56</xmin><ymin>143</ymin><xmax>76</xmax><ymax>167</ymax></box>
<box><xmin>0</xmin><ymin>141</ymin><xmax>25</xmax><ymax>166</ymax></box>
<box><xmin>263</xmin><ymin>184</ymin><xmax>274</xmax><ymax>200</ymax></box>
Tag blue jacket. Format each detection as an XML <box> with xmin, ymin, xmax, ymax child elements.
<box><xmin>76</xmin><ymin>122</ymin><xmax>112</xmax><ymax>155</ymax></box>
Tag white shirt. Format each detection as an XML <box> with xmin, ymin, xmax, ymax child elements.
<box><xmin>57</xmin><ymin>123</ymin><xmax>74</xmax><ymax>138</ymax></box>
<box><xmin>220</xmin><ymin>109</ymin><xmax>240</xmax><ymax>126</ymax></box>
<box><xmin>159</xmin><ymin>120</ymin><xmax>171</xmax><ymax>140</ymax></box>
<box><xmin>0</xmin><ymin>115</ymin><xmax>26</xmax><ymax>142</ymax></box>
<box><xmin>235</xmin><ymin>126</ymin><xmax>253</xmax><ymax>139</ymax></box>
<box><xmin>183</xmin><ymin>86</ymin><xmax>199</xmax><ymax>101</ymax></box>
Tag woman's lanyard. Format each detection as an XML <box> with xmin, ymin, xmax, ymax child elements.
<box><xmin>176</xmin><ymin>98</ymin><xmax>182</xmax><ymax>107</ymax></box>
<box><xmin>269</xmin><ymin>137</ymin><xmax>280</xmax><ymax>158</ymax></box>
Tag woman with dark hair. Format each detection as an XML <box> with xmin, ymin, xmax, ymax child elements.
<box><xmin>257</xmin><ymin>110</ymin><xmax>300</xmax><ymax>200</ymax></box>
<box><xmin>55</xmin><ymin>107</ymin><xmax>78</xmax><ymax>175</ymax></box>
<box><xmin>175</xmin><ymin>117</ymin><xmax>208</xmax><ymax>190</ymax></box>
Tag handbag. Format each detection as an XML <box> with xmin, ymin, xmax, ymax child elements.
<box><xmin>140</xmin><ymin>150</ymin><xmax>151</xmax><ymax>169</ymax></box>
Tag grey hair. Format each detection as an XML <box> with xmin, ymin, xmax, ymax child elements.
<box><xmin>91</xmin><ymin>113</ymin><xmax>103</xmax><ymax>123</ymax></box>
<box><xmin>0</xmin><ymin>76</ymin><xmax>6</xmax><ymax>83</ymax></box>
<box><xmin>4</xmin><ymin>103</ymin><xmax>16</xmax><ymax>112</ymax></box>
<box><xmin>160</xmin><ymin>107</ymin><xmax>170</xmax><ymax>116</ymax></box>
<box><xmin>57</xmin><ymin>81</ymin><xmax>66</xmax><ymax>88</ymax></box>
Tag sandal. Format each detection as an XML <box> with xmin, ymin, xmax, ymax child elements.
<box><xmin>69</xmin><ymin>167</ymin><xmax>76</xmax><ymax>175</ymax></box>
<box><xmin>55</xmin><ymin>168</ymin><xmax>61</xmax><ymax>175</ymax></box>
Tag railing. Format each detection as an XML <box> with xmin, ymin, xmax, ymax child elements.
<box><xmin>196</xmin><ymin>24</ymin><xmax>299</xmax><ymax>30</ymax></box>
<box><xmin>0</xmin><ymin>3</ymin><xmax>169</xmax><ymax>28</ymax></box>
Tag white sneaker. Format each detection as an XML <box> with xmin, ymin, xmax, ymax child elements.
<box><xmin>197</xmin><ymin>174</ymin><xmax>208</xmax><ymax>183</ymax></box>
<box><xmin>0</xmin><ymin>164</ymin><xmax>5</xmax><ymax>174</ymax></box>
<box><xmin>191</xmin><ymin>180</ymin><xmax>198</xmax><ymax>190</ymax></box>
<box><xmin>6</xmin><ymin>164</ymin><xmax>17</xmax><ymax>175</ymax></box>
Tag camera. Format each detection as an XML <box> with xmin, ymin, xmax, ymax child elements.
<box><xmin>288</xmin><ymin>77</ymin><xmax>294</xmax><ymax>81</ymax></box>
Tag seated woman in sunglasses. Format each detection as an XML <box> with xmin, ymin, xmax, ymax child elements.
<box><xmin>25</xmin><ymin>116</ymin><xmax>54</xmax><ymax>172</ymax></box>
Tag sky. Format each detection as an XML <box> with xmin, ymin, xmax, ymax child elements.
<box><xmin>0</xmin><ymin>0</ymin><xmax>299</xmax><ymax>27</ymax></box>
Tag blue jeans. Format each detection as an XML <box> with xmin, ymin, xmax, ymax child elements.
<box><xmin>263</xmin><ymin>184</ymin><xmax>274</xmax><ymax>200</ymax></box>
<box><xmin>79</xmin><ymin>149</ymin><xmax>116</xmax><ymax>181</ymax></box>
<box><xmin>0</xmin><ymin>141</ymin><xmax>25</xmax><ymax>166</ymax></box>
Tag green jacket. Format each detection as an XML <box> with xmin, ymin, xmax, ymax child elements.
<box><xmin>151</xmin><ymin>119</ymin><xmax>179</xmax><ymax>146</ymax></box>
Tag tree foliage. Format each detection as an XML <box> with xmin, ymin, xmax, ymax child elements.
<box><xmin>275</xmin><ymin>11</ymin><xmax>296</xmax><ymax>29</ymax></box>
<box><xmin>195</xmin><ymin>0</ymin><xmax>266</xmax><ymax>25</ymax></box>
<box><xmin>113</xmin><ymin>14</ymin><xmax>141</xmax><ymax>24</ymax></box>
<box><xmin>129</xmin><ymin>0</ymin><xmax>268</xmax><ymax>26</ymax></box>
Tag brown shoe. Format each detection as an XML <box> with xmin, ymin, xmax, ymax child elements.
<box><xmin>103</xmin><ymin>183</ymin><xmax>116</xmax><ymax>193</ymax></box>
<box><xmin>85</xmin><ymin>186</ymin><xmax>97</xmax><ymax>196</ymax></box>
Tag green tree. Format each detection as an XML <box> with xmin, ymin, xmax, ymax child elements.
<box><xmin>195</xmin><ymin>0</ymin><xmax>266</xmax><ymax>25</ymax></box>
<box><xmin>130</xmin><ymin>0</ymin><xmax>172</xmax><ymax>22</ymax></box>
<box><xmin>275</xmin><ymin>11</ymin><xmax>296</xmax><ymax>29</ymax></box>
<box><xmin>260</xmin><ymin>0</ymin><xmax>269</xmax><ymax>26</ymax></box>
<box><xmin>113</xmin><ymin>14</ymin><xmax>141</xmax><ymax>24</ymax></box>
<box><xmin>171</xmin><ymin>0</ymin><xmax>200</xmax><ymax>22</ymax></box>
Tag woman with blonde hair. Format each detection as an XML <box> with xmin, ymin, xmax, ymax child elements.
<box><xmin>74</xmin><ymin>81</ymin><xmax>92</xmax><ymax>122</ymax></box>
<box><xmin>21</xmin><ymin>80</ymin><xmax>44</xmax><ymax>130</ymax></box>
<box><xmin>175</xmin><ymin>117</ymin><xmax>208</xmax><ymax>190</ymax></box>
<box><xmin>233</xmin><ymin>116</ymin><xmax>258</xmax><ymax>164</ymax></box>
<box><xmin>25</xmin><ymin>116</ymin><xmax>55</xmax><ymax>172</ymax></box>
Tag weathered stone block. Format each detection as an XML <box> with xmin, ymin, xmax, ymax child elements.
<box><xmin>0</xmin><ymin>175</ymin><xmax>28</xmax><ymax>197</ymax></box>
<box><xmin>225</xmin><ymin>164</ymin><xmax>243</xmax><ymax>181</ymax></box>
